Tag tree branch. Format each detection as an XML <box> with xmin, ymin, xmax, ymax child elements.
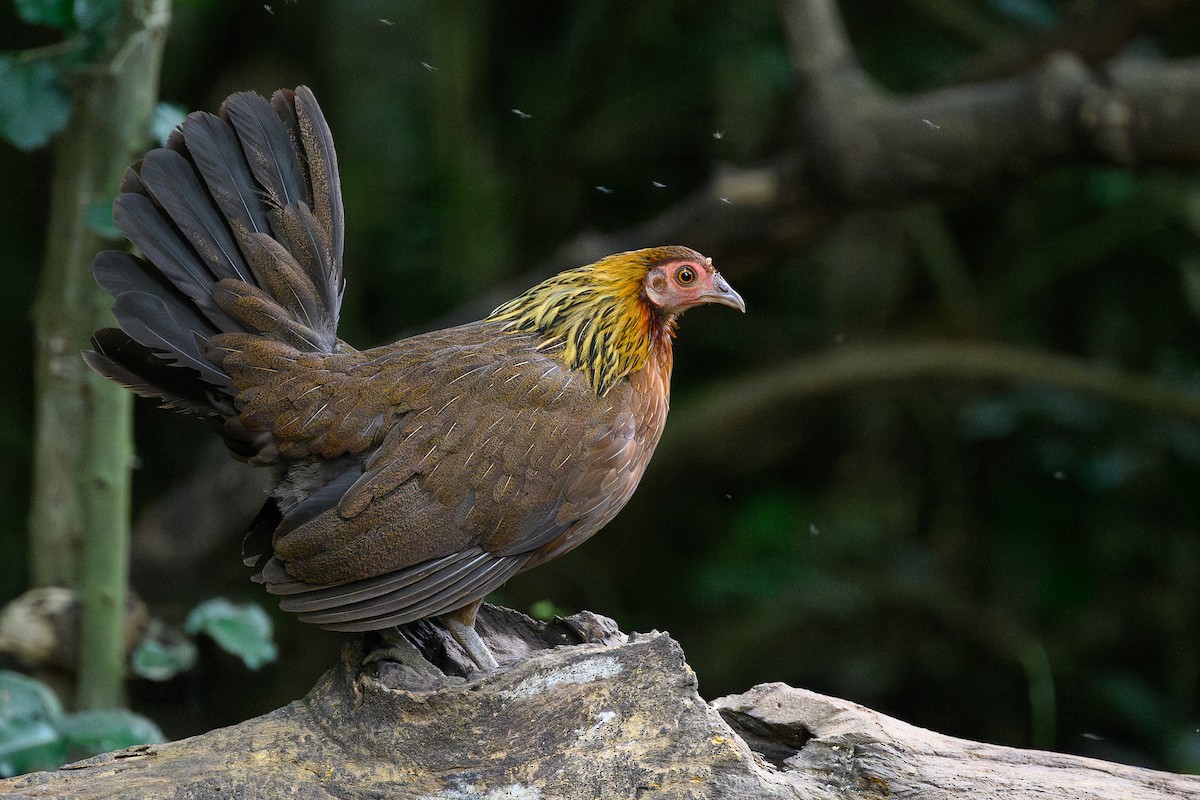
<box><xmin>795</xmin><ymin>51</ymin><xmax>1200</xmax><ymax>200</ymax></box>
<box><xmin>782</xmin><ymin>0</ymin><xmax>1200</xmax><ymax>201</ymax></box>
<box><xmin>775</xmin><ymin>0</ymin><xmax>862</xmax><ymax>87</ymax></box>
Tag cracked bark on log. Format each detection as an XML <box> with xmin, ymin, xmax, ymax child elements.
<box><xmin>1</xmin><ymin>606</ymin><xmax>1196</xmax><ymax>800</ymax></box>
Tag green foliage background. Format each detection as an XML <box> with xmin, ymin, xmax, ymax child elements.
<box><xmin>3</xmin><ymin>0</ymin><xmax>1200</xmax><ymax>772</ymax></box>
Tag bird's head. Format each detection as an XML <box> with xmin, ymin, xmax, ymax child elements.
<box><xmin>636</xmin><ymin>247</ymin><xmax>745</xmax><ymax>317</ymax></box>
<box><xmin>491</xmin><ymin>245</ymin><xmax>743</xmax><ymax>395</ymax></box>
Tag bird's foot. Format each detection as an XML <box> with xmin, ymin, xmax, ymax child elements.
<box><xmin>363</xmin><ymin>629</ymin><xmax>444</xmax><ymax>682</ymax></box>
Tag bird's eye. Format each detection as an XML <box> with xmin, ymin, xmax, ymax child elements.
<box><xmin>675</xmin><ymin>265</ymin><xmax>697</xmax><ymax>285</ymax></box>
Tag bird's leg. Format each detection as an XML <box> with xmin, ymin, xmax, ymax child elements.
<box><xmin>440</xmin><ymin>601</ymin><xmax>499</xmax><ymax>671</ymax></box>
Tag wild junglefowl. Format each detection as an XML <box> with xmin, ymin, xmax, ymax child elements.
<box><xmin>85</xmin><ymin>86</ymin><xmax>744</xmax><ymax>669</ymax></box>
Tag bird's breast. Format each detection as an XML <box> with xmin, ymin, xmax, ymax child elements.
<box><xmin>517</xmin><ymin>339</ymin><xmax>672</xmax><ymax>568</ymax></box>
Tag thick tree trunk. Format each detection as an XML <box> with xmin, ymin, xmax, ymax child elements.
<box><xmin>1</xmin><ymin>606</ymin><xmax>1196</xmax><ymax>799</ymax></box>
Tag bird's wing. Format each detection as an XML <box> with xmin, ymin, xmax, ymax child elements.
<box><xmin>261</xmin><ymin>547</ymin><xmax>530</xmax><ymax>630</ymax></box>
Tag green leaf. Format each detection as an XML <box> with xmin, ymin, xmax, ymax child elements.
<box><xmin>528</xmin><ymin>599</ymin><xmax>567</xmax><ymax>620</ymax></box>
<box><xmin>0</xmin><ymin>670</ymin><xmax>64</xmax><ymax>727</ymax></box>
<box><xmin>0</xmin><ymin>671</ymin><xmax>67</xmax><ymax>777</ymax></box>
<box><xmin>58</xmin><ymin>710</ymin><xmax>164</xmax><ymax>757</ymax></box>
<box><xmin>150</xmin><ymin>102</ymin><xmax>187</xmax><ymax>146</ymax></box>
<box><xmin>0</xmin><ymin>56</ymin><xmax>73</xmax><ymax>151</ymax></box>
<box><xmin>0</xmin><ymin>720</ymin><xmax>65</xmax><ymax>778</ymax></box>
<box><xmin>15</xmin><ymin>0</ymin><xmax>76</xmax><ymax>30</ymax></box>
<box><xmin>185</xmin><ymin>599</ymin><xmax>278</xmax><ymax>670</ymax></box>
<box><xmin>130</xmin><ymin>625</ymin><xmax>198</xmax><ymax>682</ymax></box>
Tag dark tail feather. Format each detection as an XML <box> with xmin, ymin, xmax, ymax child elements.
<box><xmin>93</xmin><ymin>249</ymin><xmax>218</xmax><ymax>337</ymax></box>
<box><xmin>85</xmin><ymin>327</ymin><xmax>220</xmax><ymax>413</ymax></box>
<box><xmin>112</xmin><ymin>290</ymin><xmax>229</xmax><ymax>387</ymax></box>
<box><xmin>267</xmin><ymin>204</ymin><xmax>338</xmax><ymax>349</ymax></box>
<box><xmin>137</xmin><ymin>148</ymin><xmax>251</xmax><ymax>284</ymax></box>
<box><xmin>292</xmin><ymin>87</ymin><xmax>344</xmax><ymax>306</ymax></box>
<box><xmin>111</xmin><ymin>192</ymin><xmax>240</xmax><ymax>332</ymax></box>
<box><xmin>242</xmin><ymin>232</ymin><xmax>326</xmax><ymax>334</ymax></box>
<box><xmin>265</xmin><ymin>86</ymin><xmax>344</xmax><ymax>327</ymax></box>
<box><xmin>221</xmin><ymin>91</ymin><xmax>308</xmax><ymax>211</ymax></box>
<box><xmin>86</xmin><ymin>85</ymin><xmax>346</xmax><ymax>459</ymax></box>
<box><xmin>182</xmin><ymin>111</ymin><xmax>273</xmax><ymax>245</ymax></box>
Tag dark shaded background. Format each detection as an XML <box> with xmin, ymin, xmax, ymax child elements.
<box><xmin>3</xmin><ymin>0</ymin><xmax>1200</xmax><ymax>773</ymax></box>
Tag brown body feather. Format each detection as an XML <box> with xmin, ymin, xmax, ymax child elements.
<box><xmin>86</xmin><ymin>86</ymin><xmax>740</xmax><ymax>636</ymax></box>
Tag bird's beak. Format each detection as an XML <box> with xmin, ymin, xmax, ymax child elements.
<box><xmin>703</xmin><ymin>272</ymin><xmax>746</xmax><ymax>313</ymax></box>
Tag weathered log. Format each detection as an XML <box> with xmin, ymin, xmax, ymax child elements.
<box><xmin>0</xmin><ymin>606</ymin><xmax>1196</xmax><ymax>799</ymax></box>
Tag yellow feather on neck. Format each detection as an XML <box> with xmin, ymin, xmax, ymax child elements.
<box><xmin>490</xmin><ymin>248</ymin><xmax>682</xmax><ymax>396</ymax></box>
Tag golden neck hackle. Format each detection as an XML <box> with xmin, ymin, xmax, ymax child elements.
<box><xmin>489</xmin><ymin>250</ymin><xmax>678</xmax><ymax>395</ymax></box>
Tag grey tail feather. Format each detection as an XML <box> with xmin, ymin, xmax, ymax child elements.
<box><xmin>86</xmin><ymin>85</ymin><xmax>346</xmax><ymax>452</ymax></box>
